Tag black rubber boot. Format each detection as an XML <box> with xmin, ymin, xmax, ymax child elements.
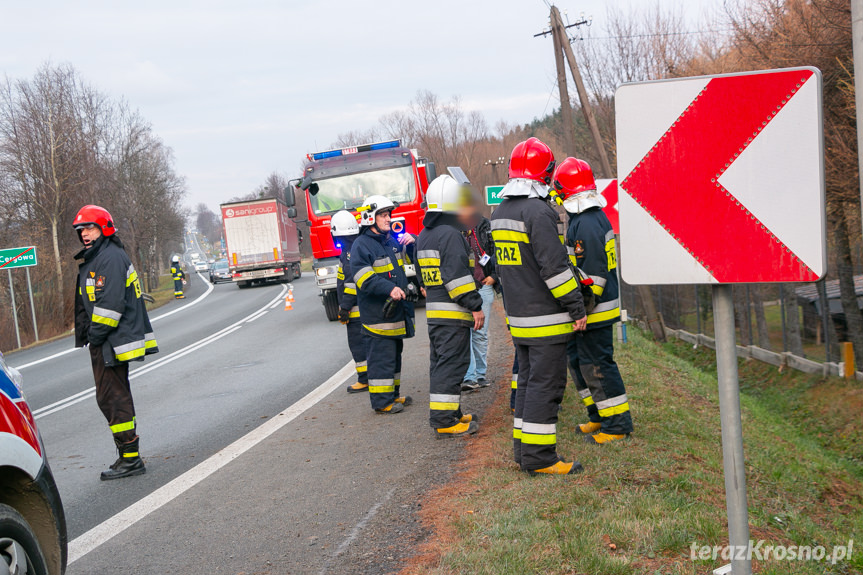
<box><xmin>101</xmin><ymin>437</ymin><xmax>146</xmax><ymax>481</ymax></box>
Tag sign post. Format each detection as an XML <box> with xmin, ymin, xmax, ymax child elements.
<box><xmin>616</xmin><ymin>68</ymin><xmax>825</xmax><ymax>575</ymax></box>
<box><xmin>1</xmin><ymin>246</ymin><xmax>39</xmax><ymax>347</ymax></box>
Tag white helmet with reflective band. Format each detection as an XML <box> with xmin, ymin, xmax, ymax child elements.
<box><xmin>331</xmin><ymin>210</ymin><xmax>360</xmax><ymax>237</ymax></box>
<box><xmin>358</xmin><ymin>195</ymin><xmax>397</xmax><ymax>227</ymax></box>
<box><xmin>425</xmin><ymin>175</ymin><xmax>468</xmax><ymax>214</ymax></box>
<box><xmin>172</xmin><ymin>255</ymin><xmax>180</xmax><ymax>263</ymax></box>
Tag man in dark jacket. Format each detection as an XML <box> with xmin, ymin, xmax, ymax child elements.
<box><xmin>492</xmin><ymin>138</ymin><xmax>587</xmax><ymax>476</ymax></box>
<box><xmin>553</xmin><ymin>157</ymin><xmax>633</xmax><ymax>444</ymax></box>
<box><xmin>352</xmin><ymin>195</ymin><xmax>415</xmax><ymax>414</ymax></box>
<box><xmin>459</xmin><ymin>204</ymin><xmax>498</xmax><ymax>391</ymax></box>
<box><xmin>72</xmin><ymin>205</ymin><xmax>158</xmax><ymax>480</ymax></box>
<box><xmin>331</xmin><ymin>210</ymin><xmax>369</xmax><ymax>394</ymax></box>
<box><xmin>418</xmin><ymin>175</ymin><xmax>484</xmax><ymax>438</ymax></box>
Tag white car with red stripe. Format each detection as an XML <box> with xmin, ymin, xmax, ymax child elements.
<box><xmin>0</xmin><ymin>350</ymin><xmax>67</xmax><ymax>575</ymax></box>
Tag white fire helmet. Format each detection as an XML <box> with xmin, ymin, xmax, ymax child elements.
<box><xmin>425</xmin><ymin>175</ymin><xmax>470</xmax><ymax>214</ymax></box>
<box><xmin>358</xmin><ymin>195</ymin><xmax>397</xmax><ymax>227</ymax></box>
<box><xmin>330</xmin><ymin>210</ymin><xmax>360</xmax><ymax>237</ymax></box>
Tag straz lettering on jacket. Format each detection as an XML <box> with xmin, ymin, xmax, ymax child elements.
<box><xmin>496</xmin><ymin>242</ymin><xmax>522</xmax><ymax>266</ymax></box>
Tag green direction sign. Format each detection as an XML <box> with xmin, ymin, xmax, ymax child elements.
<box><xmin>0</xmin><ymin>246</ymin><xmax>37</xmax><ymax>270</ymax></box>
<box><xmin>485</xmin><ymin>185</ymin><xmax>505</xmax><ymax>206</ymax></box>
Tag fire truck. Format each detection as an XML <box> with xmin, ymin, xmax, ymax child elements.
<box><xmin>296</xmin><ymin>139</ymin><xmax>435</xmax><ymax>321</ymax></box>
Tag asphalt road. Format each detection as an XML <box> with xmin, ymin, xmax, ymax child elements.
<box><xmin>5</xmin><ymin>235</ymin><xmax>508</xmax><ymax>574</ymax></box>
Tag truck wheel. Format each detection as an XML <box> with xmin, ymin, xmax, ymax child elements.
<box><xmin>0</xmin><ymin>503</ymin><xmax>50</xmax><ymax>575</ymax></box>
<box><xmin>322</xmin><ymin>290</ymin><xmax>340</xmax><ymax>322</ymax></box>
<box><xmin>237</xmin><ymin>281</ymin><xmax>249</xmax><ymax>289</ymax></box>
<box><xmin>294</xmin><ymin>263</ymin><xmax>302</xmax><ymax>279</ymax></box>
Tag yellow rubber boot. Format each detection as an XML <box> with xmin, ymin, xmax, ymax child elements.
<box><xmin>346</xmin><ymin>382</ymin><xmax>369</xmax><ymax>394</ymax></box>
<box><xmin>375</xmin><ymin>403</ymin><xmax>404</xmax><ymax>414</ymax></box>
<box><xmin>394</xmin><ymin>396</ymin><xmax>413</xmax><ymax>406</ymax></box>
<box><xmin>585</xmin><ymin>432</ymin><xmax>629</xmax><ymax>445</ymax></box>
<box><xmin>459</xmin><ymin>414</ymin><xmax>478</xmax><ymax>424</ymax></box>
<box><xmin>578</xmin><ymin>421</ymin><xmax>602</xmax><ymax>434</ymax></box>
<box><xmin>527</xmin><ymin>460</ymin><xmax>584</xmax><ymax>476</ymax></box>
<box><xmin>435</xmin><ymin>420</ymin><xmax>479</xmax><ymax>439</ymax></box>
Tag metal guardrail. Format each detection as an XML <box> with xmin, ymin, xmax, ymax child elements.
<box><xmin>663</xmin><ymin>326</ymin><xmax>863</xmax><ymax>381</ymax></box>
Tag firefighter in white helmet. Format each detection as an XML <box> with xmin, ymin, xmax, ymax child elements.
<box><xmin>171</xmin><ymin>255</ymin><xmax>186</xmax><ymax>299</ymax></box>
<box><xmin>417</xmin><ymin>175</ymin><xmax>484</xmax><ymax>438</ymax></box>
<box><xmin>331</xmin><ymin>210</ymin><xmax>370</xmax><ymax>393</ymax></box>
<box><xmin>352</xmin><ymin>195</ymin><xmax>417</xmax><ymax>413</ymax></box>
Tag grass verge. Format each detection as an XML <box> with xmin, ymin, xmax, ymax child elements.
<box><xmin>405</xmin><ymin>327</ymin><xmax>863</xmax><ymax>575</ymax></box>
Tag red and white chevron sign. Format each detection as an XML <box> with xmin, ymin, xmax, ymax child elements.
<box><xmin>616</xmin><ymin>67</ymin><xmax>825</xmax><ymax>284</ymax></box>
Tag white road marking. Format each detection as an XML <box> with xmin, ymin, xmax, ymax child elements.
<box><xmin>68</xmin><ymin>361</ymin><xmax>355</xmax><ymax>564</ymax></box>
<box><xmin>245</xmin><ymin>310</ymin><xmax>268</xmax><ymax>323</ymax></box>
<box><xmin>13</xmin><ymin>273</ymin><xmax>214</xmax><ymax>371</ymax></box>
<box><xmin>269</xmin><ymin>299</ymin><xmax>283</xmax><ymax>310</ymax></box>
<box><xmin>32</xmin><ymin>285</ymin><xmax>287</xmax><ymax>419</ymax></box>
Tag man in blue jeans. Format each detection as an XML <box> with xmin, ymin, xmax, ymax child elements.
<box><xmin>459</xmin><ymin>206</ymin><xmax>498</xmax><ymax>391</ymax></box>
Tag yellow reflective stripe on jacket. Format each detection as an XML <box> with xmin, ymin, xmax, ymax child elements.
<box><xmin>92</xmin><ymin>313</ymin><xmax>120</xmax><ymax>328</ymax></box>
<box><xmin>364</xmin><ymin>322</ymin><xmax>407</xmax><ymax>337</ymax></box>
<box><xmin>426</xmin><ymin>309</ymin><xmax>473</xmax><ymax>322</ymax></box>
<box><xmin>344</xmin><ymin>285</ymin><xmax>357</xmax><ymax>295</ymax></box>
<box><xmin>417</xmin><ymin>250</ymin><xmax>441</xmax><ymax>267</ymax></box>
<box><xmin>116</xmin><ymin>347</ymin><xmax>146</xmax><ymax>361</ymax></box>
<box><xmin>445</xmin><ymin>275</ymin><xmax>476</xmax><ymax>299</ymax></box>
<box><xmin>509</xmin><ymin>323</ymin><xmax>574</xmax><ymax>338</ymax></box>
<box><xmin>372</xmin><ymin>257</ymin><xmax>394</xmax><ymax>273</ymax></box>
<box><xmin>355</xmin><ymin>267</ymin><xmax>374</xmax><ymax>289</ymax></box>
<box><xmin>126</xmin><ymin>269</ymin><xmax>139</xmax><ymax>287</ymax></box>
<box><xmin>491</xmin><ymin>229</ymin><xmax>530</xmax><ymax>244</ymax></box>
<box><xmin>550</xmin><ymin>277</ymin><xmax>578</xmax><ymax>298</ymax></box>
<box><xmin>587</xmin><ymin>299</ymin><xmax>621</xmax><ymax>324</ymax></box>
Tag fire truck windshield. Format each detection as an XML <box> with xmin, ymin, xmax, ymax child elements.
<box><xmin>308</xmin><ymin>166</ymin><xmax>417</xmax><ymax>215</ymax></box>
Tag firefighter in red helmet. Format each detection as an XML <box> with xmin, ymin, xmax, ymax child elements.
<box><xmin>72</xmin><ymin>205</ymin><xmax>158</xmax><ymax>480</ymax></box>
<box><xmin>492</xmin><ymin>138</ymin><xmax>587</xmax><ymax>476</ymax></box>
<box><xmin>553</xmin><ymin>158</ymin><xmax>633</xmax><ymax>444</ymax></box>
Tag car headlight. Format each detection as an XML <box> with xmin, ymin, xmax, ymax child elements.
<box><xmin>316</xmin><ymin>267</ymin><xmax>333</xmax><ymax>277</ymax></box>
<box><xmin>0</xmin><ymin>351</ymin><xmax>24</xmax><ymax>393</ymax></box>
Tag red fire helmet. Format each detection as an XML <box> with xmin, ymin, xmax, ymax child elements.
<box><xmin>72</xmin><ymin>205</ymin><xmax>116</xmax><ymax>238</ymax></box>
<box><xmin>508</xmin><ymin>137</ymin><xmax>555</xmax><ymax>184</ymax></box>
<box><xmin>552</xmin><ymin>157</ymin><xmax>597</xmax><ymax>202</ymax></box>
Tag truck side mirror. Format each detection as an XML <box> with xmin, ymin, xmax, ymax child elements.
<box><xmin>287</xmin><ymin>207</ymin><xmax>298</xmax><ymax>218</ymax></box>
<box><xmin>284</xmin><ymin>186</ymin><xmax>296</xmax><ymax>207</ymax></box>
<box><xmin>426</xmin><ymin>161</ymin><xmax>437</xmax><ymax>184</ymax></box>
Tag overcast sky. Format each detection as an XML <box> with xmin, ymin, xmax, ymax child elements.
<box><xmin>0</xmin><ymin>0</ymin><xmax>717</xmax><ymax>212</ymax></box>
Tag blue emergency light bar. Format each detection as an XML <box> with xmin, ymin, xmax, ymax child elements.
<box><xmin>309</xmin><ymin>140</ymin><xmax>401</xmax><ymax>161</ymax></box>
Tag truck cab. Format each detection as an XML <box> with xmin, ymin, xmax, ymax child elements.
<box><xmin>298</xmin><ymin>140</ymin><xmax>434</xmax><ymax>321</ymax></box>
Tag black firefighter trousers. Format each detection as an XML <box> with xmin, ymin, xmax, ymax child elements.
<box><xmin>89</xmin><ymin>344</ymin><xmax>137</xmax><ymax>444</ymax></box>
<box><xmin>346</xmin><ymin>321</ymin><xmax>369</xmax><ymax>385</ymax></box>
<box><xmin>428</xmin><ymin>324</ymin><xmax>469</xmax><ymax>429</ymax></box>
<box><xmin>567</xmin><ymin>325</ymin><xmax>634</xmax><ymax>435</ymax></box>
<box><xmin>513</xmin><ymin>341</ymin><xmax>568</xmax><ymax>471</ymax></box>
<box><xmin>366</xmin><ymin>336</ymin><xmax>402</xmax><ymax>410</ymax></box>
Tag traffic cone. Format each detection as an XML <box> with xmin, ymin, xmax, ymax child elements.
<box><xmin>288</xmin><ymin>290</ymin><xmax>295</xmax><ymax>302</ymax></box>
<box><xmin>285</xmin><ymin>296</ymin><xmax>293</xmax><ymax>311</ymax></box>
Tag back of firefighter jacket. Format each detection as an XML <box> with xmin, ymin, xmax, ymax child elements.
<box><xmin>417</xmin><ymin>219</ymin><xmax>483</xmax><ymax>327</ymax></box>
<box><xmin>491</xmin><ymin>196</ymin><xmax>585</xmax><ymax>345</ymax></box>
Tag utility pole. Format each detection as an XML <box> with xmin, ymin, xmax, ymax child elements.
<box><xmin>852</xmin><ymin>0</ymin><xmax>863</xmax><ymax>238</ymax></box>
<box><xmin>551</xmin><ymin>6</ymin><xmax>613</xmax><ymax>179</ymax></box>
<box><xmin>484</xmin><ymin>156</ymin><xmax>506</xmax><ymax>183</ymax></box>
<box><xmin>551</xmin><ymin>20</ymin><xmax>576</xmax><ymax>157</ymax></box>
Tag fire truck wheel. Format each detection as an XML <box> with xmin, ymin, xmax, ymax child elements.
<box><xmin>322</xmin><ymin>290</ymin><xmax>340</xmax><ymax>322</ymax></box>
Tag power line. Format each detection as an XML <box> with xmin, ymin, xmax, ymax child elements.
<box><xmin>580</xmin><ymin>28</ymin><xmax>735</xmax><ymax>41</ymax></box>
